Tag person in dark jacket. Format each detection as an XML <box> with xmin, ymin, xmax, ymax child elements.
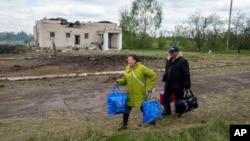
<box><xmin>162</xmin><ymin>45</ymin><xmax>191</xmax><ymax>117</ymax></box>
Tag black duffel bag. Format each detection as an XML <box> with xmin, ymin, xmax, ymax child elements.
<box><xmin>175</xmin><ymin>89</ymin><xmax>198</xmax><ymax>114</ymax></box>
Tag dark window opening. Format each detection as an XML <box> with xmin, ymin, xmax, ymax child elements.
<box><xmin>75</xmin><ymin>35</ymin><xmax>80</xmax><ymax>45</ymax></box>
<box><xmin>66</xmin><ymin>33</ymin><xmax>70</xmax><ymax>38</ymax></box>
<box><xmin>84</xmin><ymin>33</ymin><xmax>89</xmax><ymax>39</ymax></box>
<box><xmin>50</xmin><ymin>32</ymin><xmax>55</xmax><ymax>38</ymax></box>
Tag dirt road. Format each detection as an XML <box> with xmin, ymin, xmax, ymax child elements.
<box><xmin>0</xmin><ymin>71</ymin><xmax>249</xmax><ymax>120</ymax></box>
<box><xmin>0</xmin><ymin>52</ymin><xmax>250</xmax><ymax>122</ymax></box>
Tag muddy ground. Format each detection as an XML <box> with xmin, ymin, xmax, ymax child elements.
<box><xmin>0</xmin><ymin>51</ymin><xmax>250</xmax><ymax>123</ymax></box>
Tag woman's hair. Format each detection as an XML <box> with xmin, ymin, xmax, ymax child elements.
<box><xmin>128</xmin><ymin>54</ymin><xmax>140</xmax><ymax>62</ymax></box>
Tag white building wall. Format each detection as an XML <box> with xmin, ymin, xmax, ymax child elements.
<box><xmin>34</xmin><ymin>19</ymin><xmax>122</xmax><ymax>50</ymax></box>
<box><xmin>103</xmin><ymin>32</ymin><xmax>109</xmax><ymax>51</ymax></box>
<box><xmin>118</xmin><ymin>33</ymin><xmax>122</xmax><ymax>50</ymax></box>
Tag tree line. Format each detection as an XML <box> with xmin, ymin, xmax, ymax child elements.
<box><xmin>1</xmin><ymin>0</ymin><xmax>249</xmax><ymax>53</ymax></box>
<box><xmin>119</xmin><ymin>0</ymin><xmax>250</xmax><ymax>53</ymax></box>
<box><xmin>0</xmin><ymin>31</ymin><xmax>29</xmax><ymax>41</ymax></box>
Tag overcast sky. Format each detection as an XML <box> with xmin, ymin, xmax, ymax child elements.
<box><xmin>1</xmin><ymin>0</ymin><xmax>249</xmax><ymax>34</ymax></box>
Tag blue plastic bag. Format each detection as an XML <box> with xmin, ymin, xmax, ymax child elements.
<box><xmin>107</xmin><ymin>84</ymin><xmax>127</xmax><ymax>115</ymax></box>
<box><xmin>142</xmin><ymin>100</ymin><xmax>162</xmax><ymax>123</ymax></box>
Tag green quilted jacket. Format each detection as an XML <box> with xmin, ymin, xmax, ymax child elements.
<box><xmin>116</xmin><ymin>62</ymin><xmax>156</xmax><ymax>107</ymax></box>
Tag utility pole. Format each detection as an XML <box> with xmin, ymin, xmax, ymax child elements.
<box><xmin>30</xmin><ymin>9</ymin><xmax>38</xmax><ymax>45</ymax></box>
<box><xmin>226</xmin><ymin>0</ymin><xmax>233</xmax><ymax>53</ymax></box>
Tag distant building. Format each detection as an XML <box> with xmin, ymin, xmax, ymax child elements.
<box><xmin>33</xmin><ymin>18</ymin><xmax>122</xmax><ymax>51</ymax></box>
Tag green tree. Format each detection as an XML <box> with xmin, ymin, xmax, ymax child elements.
<box><xmin>119</xmin><ymin>8</ymin><xmax>138</xmax><ymax>48</ymax></box>
<box><xmin>119</xmin><ymin>0</ymin><xmax>163</xmax><ymax>49</ymax></box>
<box><xmin>231</xmin><ymin>12</ymin><xmax>250</xmax><ymax>53</ymax></box>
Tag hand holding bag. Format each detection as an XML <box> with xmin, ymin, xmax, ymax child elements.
<box><xmin>142</xmin><ymin>94</ymin><xmax>163</xmax><ymax>123</ymax></box>
<box><xmin>107</xmin><ymin>84</ymin><xmax>127</xmax><ymax>115</ymax></box>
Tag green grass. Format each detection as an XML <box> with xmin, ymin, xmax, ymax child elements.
<box><xmin>2</xmin><ymin>101</ymin><xmax>248</xmax><ymax>141</ymax></box>
<box><xmin>122</xmin><ymin>49</ymin><xmax>168</xmax><ymax>58</ymax></box>
<box><xmin>19</xmin><ymin>116</ymin><xmax>230</xmax><ymax>141</ymax></box>
<box><xmin>122</xmin><ymin>48</ymin><xmax>250</xmax><ymax>58</ymax></box>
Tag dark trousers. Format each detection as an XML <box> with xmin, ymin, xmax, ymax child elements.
<box><xmin>122</xmin><ymin>106</ymin><xmax>143</xmax><ymax>126</ymax></box>
<box><xmin>163</xmin><ymin>88</ymin><xmax>184</xmax><ymax>114</ymax></box>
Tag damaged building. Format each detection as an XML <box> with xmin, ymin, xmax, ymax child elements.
<box><xmin>33</xmin><ymin>17</ymin><xmax>122</xmax><ymax>51</ymax></box>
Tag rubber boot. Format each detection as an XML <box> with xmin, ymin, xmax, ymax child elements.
<box><xmin>162</xmin><ymin>108</ymin><xmax>171</xmax><ymax>116</ymax></box>
<box><xmin>118</xmin><ymin>114</ymin><xmax>129</xmax><ymax>131</ymax></box>
<box><xmin>149</xmin><ymin>120</ymin><xmax>156</xmax><ymax>125</ymax></box>
<box><xmin>175</xmin><ymin>100</ymin><xmax>183</xmax><ymax>118</ymax></box>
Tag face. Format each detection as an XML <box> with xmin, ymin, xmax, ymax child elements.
<box><xmin>127</xmin><ymin>56</ymin><xmax>136</xmax><ymax>67</ymax></box>
<box><xmin>169</xmin><ymin>51</ymin><xmax>178</xmax><ymax>59</ymax></box>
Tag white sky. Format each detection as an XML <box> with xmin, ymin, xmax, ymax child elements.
<box><xmin>0</xmin><ymin>0</ymin><xmax>249</xmax><ymax>34</ymax></box>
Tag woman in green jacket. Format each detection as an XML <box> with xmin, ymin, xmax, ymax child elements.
<box><xmin>116</xmin><ymin>54</ymin><xmax>156</xmax><ymax>130</ymax></box>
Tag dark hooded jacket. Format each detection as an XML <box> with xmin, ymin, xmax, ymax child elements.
<box><xmin>162</xmin><ymin>52</ymin><xmax>191</xmax><ymax>92</ymax></box>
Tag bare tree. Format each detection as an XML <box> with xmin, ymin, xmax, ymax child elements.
<box><xmin>172</xmin><ymin>24</ymin><xmax>190</xmax><ymax>45</ymax></box>
<box><xmin>187</xmin><ymin>10</ymin><xmax>208</xmax><ymax>51</ymax></box>
<box><xmin>232</xmin><ymin>12</ymin><xmax>250</xmax><ymax>53</ymax></box>
<box><xmin>205</xmin><ymin>13</ymin><xmax>224</xmax><ymax>51</ymax></box>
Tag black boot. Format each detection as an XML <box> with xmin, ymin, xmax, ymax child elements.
<box><xmin>149</xmin><ymin>120</ymin><xmax>156</xmax><ymax>125</ymax></box>
<box><xmin>118</xmin><ymin>114</ymin><xmax>129</xmax><ymax>131</ymax></box>
<box><xmin>176</xmin><ymin>112</ymin><xmax>183</xmax><ymax>118</ymax></box>
<box><xmin>162</xmin><ymin>109</ymin><xmax>171</xmax><ymax>116</ymax></box>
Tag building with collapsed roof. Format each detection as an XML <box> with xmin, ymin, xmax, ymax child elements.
<box><xmin>33</xmin><ymin>18</ymin><xmax>122</xmax><ymax>51</ymax></box>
